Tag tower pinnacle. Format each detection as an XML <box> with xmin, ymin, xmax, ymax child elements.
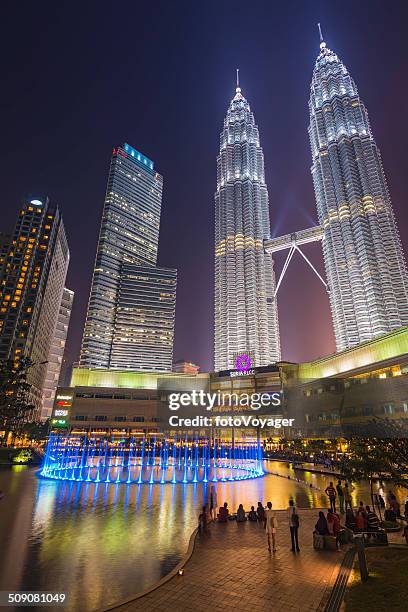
<box><xmin>236</xmin><ymin>67</ymin><xmax>240</xmax><ymax>92</ymax></box>
<box><xmin>317</xmin><ymin>22</ymin><xmax>326</xmax><ymax>49</ymax></box>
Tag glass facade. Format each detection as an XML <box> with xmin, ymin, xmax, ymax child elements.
<box><xmin>214</xmin><ymin>86</ymin><xmax>280</xmax><ymax>370</ymax></box>
<box><xmin>80</xmin><ymin>144</ymin><xmax>164</xmax><ymax>368</ymax></box>
<box><xmin>41</xmin><ymin>287</ymin><xmax>74</xmax><ymax>419</ymax></box>
<box><xmin>309</xmin><ymin>38</ymin><xmax>408</xmax><ymax>351</ymax></box>
<box><xmin>110</xmin><ymin>265</ymin><xmax>177</xmax><ymax>372</ymax></box>
<box><xmin>0</xmin><ymin>197</ymin><xmax>69</xmax><ymax>414</ymax></box>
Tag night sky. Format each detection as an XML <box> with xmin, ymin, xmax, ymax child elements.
<box><xmin>2</xmin><ymin>1</ymin><xmax>408</xmax><ymax>372</ymax></box>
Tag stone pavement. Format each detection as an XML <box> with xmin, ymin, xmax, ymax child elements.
<box><xmin>111</xmin><ymin>509</ymin><xmax>346</xmax><ymax>612</ymax></box>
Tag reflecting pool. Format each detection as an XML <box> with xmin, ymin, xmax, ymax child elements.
<box><xmin>0</xmin><ymin>462</ymin><xmax>404</xmax><ymax>611</ymax></box>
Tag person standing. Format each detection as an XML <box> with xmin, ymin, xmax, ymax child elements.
<box><xmin>209</xmin><ymin>485</ymin><xmax>217</xmax><ymax>521</ymax></box>
<box><xmin>344</xmin><ymin>482</ymin><xmax>354</xmax><ymax>512</ymax></box>
<box><xmin>264</xmin><ymin>501</ymin><xmax>278</xmax><ymax>553</ymax></box>
<box><xmin>198</xmin><ymin>505</ymin><xmax>209</xmax><ymax>534</ymax></box>
<box><xmin>378</xmin><ymin>494</ymin><xmax>385</xmax><ymax>509</ymax></box>
<box><xmin>325</xmin><ymin>481</ymin><xmax>337</xmax><ymax>512</ymax></box>
<box><xmin>336</xmin><ymin>480</ymin><xmax>345</xmax><ymax>514</ymax></box>
<box><xmin>287</xmin><ymin>499</ymin><xmax>300</xmax><ymax>552</ymax></box>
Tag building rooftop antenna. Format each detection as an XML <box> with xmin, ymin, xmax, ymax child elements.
<box><xmin>317</xmin><ymin>23</ymin><xmax>326</xmax><ymax>49</ymax></box>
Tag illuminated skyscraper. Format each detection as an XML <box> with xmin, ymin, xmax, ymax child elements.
<box><xmin>110</xmin><ymin>265</ymin><xmax>176</xmax><ymax>371</ymax></box>
<box><xmin>41</xmin><ymin>287</ymin><xmax>74</xmax><ymax>418</ymax></box>
<box><xmin>214</xmin><ymin>78</ymin><xmax>280</xmax><ymax>370</ymax></box>
<box><xmin>80</xmin><ymin>144</ymin><xmax>162</xmax><ymax>368</ymax></box>
<box><xmin>309</xmin><ymin>29</ymin><xmax>408</xmax><ymax>351</ymax></box>
<box><xmin>0</xmin><ymin>197</ymin><xmax>69</xmax><ymax>414</ymax></box>
<box><xmin>80</xmin><ymin>143</ymin><xmax>176</xmax><ymax>371</ymax></box>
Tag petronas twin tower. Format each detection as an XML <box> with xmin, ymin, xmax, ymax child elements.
<box><xmin>214</xmin><ymin>33</ymin><xmax>408</xmax><ymax>371</ymax></box>
<box><xmin>214</xmin><ymin>82</ymin><xmax>280</xmax><ymax>371</ymax></box>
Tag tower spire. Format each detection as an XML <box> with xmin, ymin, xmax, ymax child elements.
<box><xmin>236</xmin><ymin>68</ymin><xmax>240</xmax><ymax>91</ymax></box>
<box><xmin>317</xmin><ymin>22</ymin><xmax>326</xmax><ymax>49</ymax></box>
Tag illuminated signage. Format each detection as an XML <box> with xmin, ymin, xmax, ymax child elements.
<box><xmin>56</xmin><ymin>395</ymin><xmax>73</xmax><ymax>400</ymax></box>
<box><xmin>230</xmin><ymin>369</ymin><xmax>255</xmax><ymax>378</ymax></box>
<box><xmin>54</xmin><ymin>409</ymin><xmax>69</xmax><ymax>417</ymax></box>
<box><xmin>123</xmin><ymin>143</ymin><xmax>154</xmax><ymax>170</ymax></box>
<box><xmin>235</xmin><ymin>354</ymin><xmax>252</xmax><ymax>372</ymax></box>
<box><xmin>218</xmin><ymin>364</ymin><xmax>279</xmax><ymax>378</ymax></box>
<box><xmin>51</xmin><ymin>418</ymin><xmax>68</xmax><ymax>428</ymax></box>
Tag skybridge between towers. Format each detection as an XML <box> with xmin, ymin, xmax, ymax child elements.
<box><xmin>264</xmin><ymin>225</ymin><xmax>328</xmax><ymax>297</ymax></box>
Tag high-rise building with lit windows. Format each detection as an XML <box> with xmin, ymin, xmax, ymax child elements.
<box><xmin>0</xmin><ymin>197</ymin><xmax>69</xmax><ymax>414</ymax></box>
<box><xmin>41</xmin><ymin>287</ymin><xmax>74</xmax><ymax>419</ymax></box>
<box><xmin>80</xmin><ymin>144</ymin><xmax>163</xmax><ymax>368</ymax></box>
<box><xmin>80</xmin><ymin>143</ymin><xmax>176</xmax><ymax>371</ymax></box>
<box><xmin>110</xmin><ymin>265</ymin><xmax>176</xmax><ymax>371</ymax></box>
<box><xmin>214</xmin><ymin>83</ymin><xmax>280</xmax><ymax>371</ymax></box>
<box><xmin>309</xmin><ymin>33</ymin><xmax>408</xmax><ymax>351</ymax></box>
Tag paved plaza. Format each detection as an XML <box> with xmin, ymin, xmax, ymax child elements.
<box><xmin>111</xmin><ymin>509</ymin><xmax>347</xmax><ymax>612</ymax></box>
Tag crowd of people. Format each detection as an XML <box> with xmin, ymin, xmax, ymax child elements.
<box><xmin>198</xmin><ymin>486</ymin><xmax>301</xmax><ymax>554</ymax></box>
<box><xmin>198</xmin><ymin>482</ymin><xmax>408</xmax><ymax>550</ymax></box>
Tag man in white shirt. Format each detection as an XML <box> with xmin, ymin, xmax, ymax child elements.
<box><xmin>287</xmin><ymin>499</ymin><xmax>300</xmax><ymax>552</ymax></box>
<box><xmin>264</xmin><ymin>501</ymin><xmax>277</xmax><ymax>553</ymax></box>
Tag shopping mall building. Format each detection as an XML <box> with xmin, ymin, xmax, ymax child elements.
<box><xmin>52</xmin><ymin>326</ymin><xmax>408</xmax><ymax>440</ymax></box>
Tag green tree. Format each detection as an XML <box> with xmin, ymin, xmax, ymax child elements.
<box><xmin>342</xmin><ymin>432</ymin><xmax>408</xmax><ymax>518</ymax></box>
<box><xmin>22</xmin><ymin>418</ymin><xmax>50</xmax><ymax>442</ymax></box>
<box><xmin>0</xmin><ymin>358</ymin><xmax>34</xmax><ymax>445</ymax></box>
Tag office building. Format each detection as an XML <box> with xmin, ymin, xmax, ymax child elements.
<box><xmin>110</xmin><ymin>265</ymin><xmax>176</xmax><ymax>371</ymax></box>
<box><xmin>0</xmin><ymin>197</ymin><xmax>69</xmax><ymax>414</ymax></box>
<box><xmin>41</xmin><ymin>287</ymin><xmax>74</xmax><ymax>419</ymax></box>
<box><xmin>173</xmin><ymin>359</ymin><xmax>200</xmax><ymax>374</ymax></box>
<box><xmin>80</xmin><ymin>143</ymin><xmax>163</xmax><ymax>368</ymax></box>
<box><xmin>309</xmin><ymin>31</ymin><xmax>408</xmax><ymax>351</ymax></box>
<box><xmin>80</xmin><ymin>143</ymin><xmax>176</xmax><ymax>371</ymax></box>
<box><xmin>214</xmin><ymin>79</ymin><xmax>280</xmax><ymax>371</ymax></box>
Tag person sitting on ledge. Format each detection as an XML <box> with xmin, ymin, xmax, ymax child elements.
<box><xmin>355</xmin><ymin>503</ymin><xmax>367</xmax><ymax>531</ymax></box>
<box><xmin>218</xmin><ymin>502</ymin><xmax>229</xmax><ymax>522</ymax></box>
<box><xmin>248</xmin><ymin>506</ymin><xmax>257</xmax><ymax>521</ymax></box>
<box><xmin>257</xmin><ymin>501</ymin><xmax>265</xmax><ymax>523</ymax></box>
<box><xmin>236</xmin><ymin>504</ymin><xmax>246</xmax><ymax>522</ymax></box>
<box><xmin>315</xmin><ymin>511</ymin><xmax>329</xmax><ymax>536</ymax></box>
<box><xmin>366</xmin><ymin>506</ymin><xmax>380</xmax><ymax>532</ymax></box>
<box><xmin>345</xmin><ymin>508</ymin><xmax>356</xmax><ymax>531</ymax></box>
<box><xmin>327</xmin><ymin>508</ymin><xmax>341</xmax><ymax>536</ymax></box>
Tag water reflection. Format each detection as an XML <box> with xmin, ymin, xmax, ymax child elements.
<box><xmin>0</xmin><ymin>463</ymin><xmax>405</xmax><ymax>611</ymax></box>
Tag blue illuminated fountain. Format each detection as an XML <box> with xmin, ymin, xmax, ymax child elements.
<box><xmin>40</xmin><ymin>433</ymin><xmax>264</xmax><ymax>484</ymax></box>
